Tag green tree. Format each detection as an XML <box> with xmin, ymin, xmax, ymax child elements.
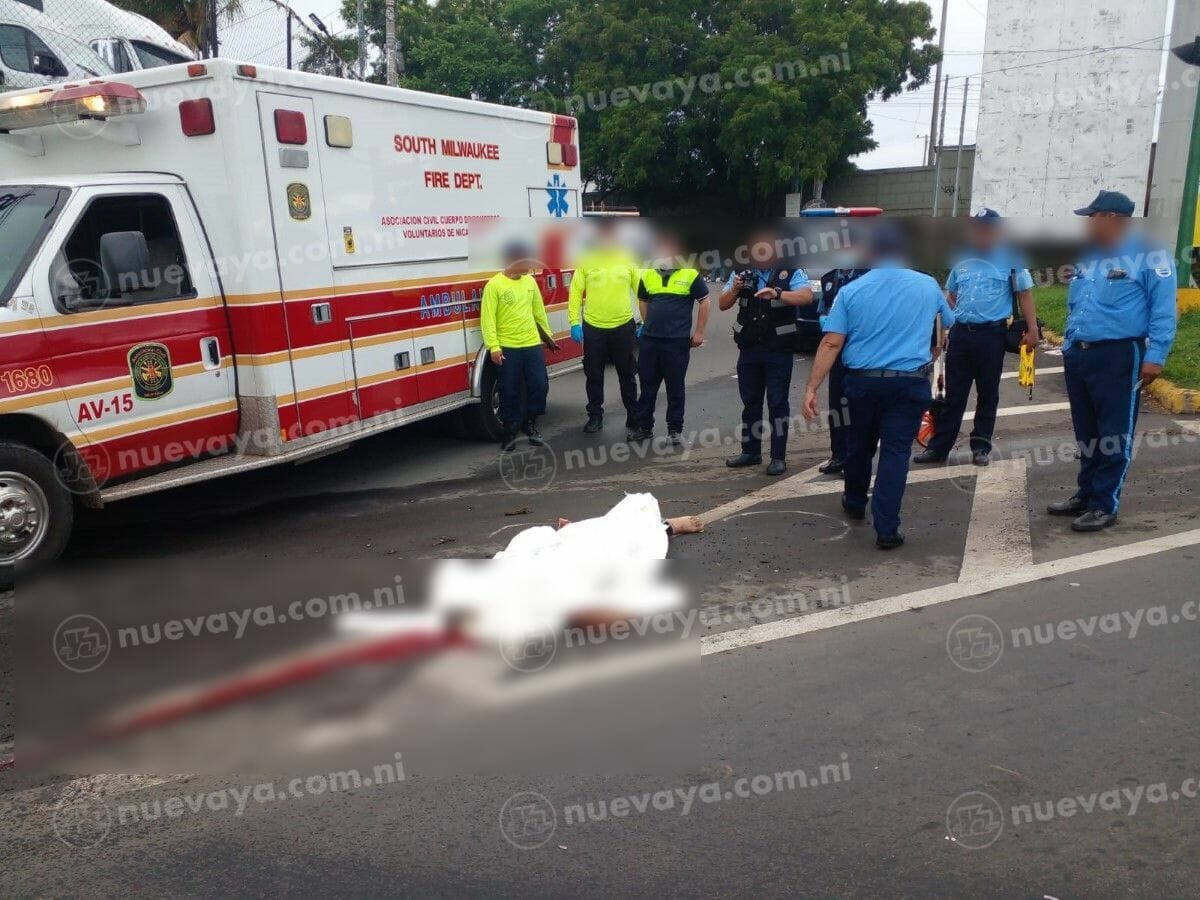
<box><xmin>298</xmin><ymin>0</ymin><xmax>940</xmax><ymax>214</ymax></box>
<box><xmin>115</xmin><ymin>0</ymin><xmax>246</xmax><ymax>53</ymax></box>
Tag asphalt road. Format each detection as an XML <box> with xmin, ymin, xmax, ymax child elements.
<box><xmin>4</xmin><ymin>291</ymin><xmax>1199</xmax><ymax>897</ymax></box>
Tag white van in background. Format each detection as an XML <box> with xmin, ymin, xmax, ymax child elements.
<box><xmin>0</xmin><ymin>0</ymin><xmax>112</xmax><ymax>90</ymax></box>
<box><xmin>15</xmin><ymin>0</ymin><xmax>193</xmax><ymax>72</ymax></box>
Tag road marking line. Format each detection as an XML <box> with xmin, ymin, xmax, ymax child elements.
<box><xmin>958</xmin><ymin>457</ymin><xmax>1033</xmax><ymax>581</ymax></box>
<box><xmin>701</xmin><ymin>527</ymin><xmax>1200</xmax><ymax>656</ymax></box>
<box><xmin>699</xmin><ymin>462</ymin><xmax>823</xmax><ymax>525</ymax></box>
<box><xmin>963</xmin><ymin>401</ymin><xmax>1071</xmax><ymax>424</ymax></box>
<box><xmin>1177</xmin><ymin>420</ymin><xmax>1200</xmax><ymax>436</ymax></box>
<box><xmin>1001</xmin><ymin>366</ymin><xmax>1064</xmax><ymax>379</ymax></box>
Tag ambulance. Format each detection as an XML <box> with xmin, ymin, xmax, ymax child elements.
<box><xmin>0</xmin><ymin>59</ymin><xmax>583</xmax><ymax>564</ymax></box>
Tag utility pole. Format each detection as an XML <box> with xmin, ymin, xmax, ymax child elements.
<box><xmin>927</xmin><ymin>0</ymin><xmax>949</xmax><ymax>166</ymax></box>
<box><xmin>207</xmin><ymin>0</ymin><xmax>220</xmax><ymax>58</ymax></box>
<box><xmin>385</xmin><ymin>0</ymin><xmax>397</xmax><ymax>86</ymax></box>
<box><xmin>356</xmin><ymin>0</ymin><xmax>365</xmax><ymax>79</ymax></box>
<box><xmin>286</xmin><ymin>12</ymin><xmax>292</xmax><ymax>69</ymax></box>
<box><xmin>951</xmin><ymin>78</ymin><xmax>970</xmax><ymax>217</ymax></box>
<box><xmin>931</xmin><ymin>73</ymin><xmax>950</xmax><ymax>216</ymax></box>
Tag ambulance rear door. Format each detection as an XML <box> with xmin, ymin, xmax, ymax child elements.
<box><xmin>256</xmin><ymin>91</ymin><xmax>357</xmax><ymax>432</ymax></box>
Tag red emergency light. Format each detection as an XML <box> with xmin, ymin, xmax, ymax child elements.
<box><xmin>0</xmin><ymin>82</ymin><xmax>146</xmax><ymax>133</ymax></box>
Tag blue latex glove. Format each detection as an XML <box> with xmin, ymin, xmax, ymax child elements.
<box><xmin>570</xmin><ymin>324</ymin><xmax>584</xmax><ymax>344</ymax></box>
<box><xmin>635</xmin><ymin>322</ymin><xmax>644</xmax><ymax>339</ymax></box>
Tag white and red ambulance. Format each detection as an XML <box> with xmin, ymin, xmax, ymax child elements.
<box><xmin>0</xmin><ymin>59</ymin><xmax>583</xmax><ymax>563</ymax></box>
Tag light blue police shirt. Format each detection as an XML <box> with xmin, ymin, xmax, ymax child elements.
<box><xmin>824</xmin><ymin>262</ymin><xmax>956</xmax><ymax>371</ymax></box>
<box><xmin>1064</xmin><ymin>234</ymin><xmax>1178</xmax><ymax>366</ymax></box>
<box><xmin>944</xmin><ymin>248</ymin><xmax>1034</xmax><ymax>324</ymax></box>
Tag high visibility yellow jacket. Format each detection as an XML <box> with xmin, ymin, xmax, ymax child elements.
<box><xmin>568</xmin><ymin>248</ymin><xmax>640</xmax><ymax>329</ymax></box>
<box><xmin>481</xmin><ymin>272</ymin><xmax>551</xmax><ymax>351</ymax></box>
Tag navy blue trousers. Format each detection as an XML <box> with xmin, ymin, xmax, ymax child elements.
<box><xmin>1063</xmin><ymin>339</ymin><xmax>1145</xmax><ymax>515</ymax></box>
<box><xmin>497</xmin><ymin>345</ymin><xmax>549</xmax><ymax>430</ymax></box>
<box><xmin>636</xmin><ymin>336</ymin><xmax>691</xmax><ymax>432</ymax></box>
<box><xmin>843</xmin><ymin>373</ymin><xmax>931</xmax><ymax>537</ymax></box>
<box><xmin>737</xmin><ymin>346</ymin><xmax>795</xmax><ymax>460</ymax></box>
<box><xmin>827</xmin><ymin>353</ymin><xmax>850</xmax><ymax>460</ymax></box>
<box><xmin>927</xmin><ymin>322</ymin><xmax>1007</xmax><ymax>456</ymax></box>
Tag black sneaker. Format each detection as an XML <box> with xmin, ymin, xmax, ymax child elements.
<box><xmin>1071</xmin><ymin>509</ymin><xmax>1117</xmax><ymax>532</ymax></box>
<box><xmin>971</xmin><ymin>450</ymin><xmax>990</xmax><ymax>467</ymax></box>
<box><xmin>583</xmin><ymin>416</ymin><xmax>603</xmax><ymax>434</ymax></box>
<box><xmin>1047</xmin><ymin>496</ymin><xmax>1087</xmax><ymax>516</ymax></box>
<box><xmin>668</xmin><ymin>430</ymin><xmax>682</xmax><ymax>446</ymax></box>
<box><xmin>523</xmin><ymin>420</ymin><xmax>545</xmax><ymax>446</ymax></box>
<box><xmin>501</xmin><ymin>431</ymin><xmax>518</xmax><ymax>452</ymax></box>
<box><xmin>627</xmin><ymin>428</ymin><xmax>652</xmax><ymax>442</ymax></box>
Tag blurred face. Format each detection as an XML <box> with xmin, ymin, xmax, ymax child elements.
<box><xmin>1085</xmin><ymin>212</ymin><xmax>1127</xmax><ymax>247</ymax></box>
<box><xmin>747</xmin><ymin>232</ymin><xmax>780</xmax><ymax>268</ymax></box>
<box><xmin>968</xmin><ymin>221</ymin><xmax>999</xmax><ymax>251</ymax></box>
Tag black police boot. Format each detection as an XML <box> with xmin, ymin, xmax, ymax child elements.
<box><xmin>627</xmin><ymin>427</ymin><xmax>652</xmax><ymax>442</ymax></box>
<box><xmin>726</xmin><ymin>452</ymin><xmax>763</xmax><ymax>468</ymax></box>
<box><xmin>583</xmin><ymin>415</ymin><xmax>603</xmax><ymax>434</ymax></box>
<box><xmin>971</xmin><ymin>450</ymin><xmax>990</xmax><ymax>467</ymax></box>
<box><xmin>1071</xmin><ymin>509</ymin><xmax>1117</xmax><ymax>532</ymax></box>
<box><xmin>523</xmin><ymin>419</ymin><xmax>545</xmax><ymax>446</ymax></box>
<box><xmin>501</xmin><ymin>429</ymin><xmax>518</xmax><ymax>452</ymax></box>
<box><xmin>876</xmin><ymin>532</ymin><xmax>905</xmax><ymax>550</ymax></box>
<box><xmin>668</xmin><ymin>429</ymin><xmax>683</xmax><ymax>446</ymax></box>
<box><xmin>765</xmin><ymin>459</ymin><xmax>787</xmax><ymax>477</ymax></box>
<box><xmin>840</xmin><ymin>495</ymin><xmax>865</xmax><ymax>521</ymax></box>
<box><xmin>912</xmin><ymin>448</ymin><xmax>947</xmax><ymax>464</ymax></box>
<box><xmin>1047</xmin><ymin>496</ymin><xmax>1087</xmax><ymax>516</ymax></box>
<box><xmin>818</xmin><ymin>457</ymin><xmax>846</xmax><ymax>475</ymax></box>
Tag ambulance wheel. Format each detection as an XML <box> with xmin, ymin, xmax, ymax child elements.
<box><xmin>0</xmin><ymin>441</ymin><xmax>73</xmax><ymax>566</ymax></box>
<box><xmin>463</xmin><ymin>362</ymin><xmax>505</xmax><ymax>441</ymax></box>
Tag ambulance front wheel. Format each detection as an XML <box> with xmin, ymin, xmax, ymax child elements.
<box><xmin>462</xmin><ymin>362</ymin><xmax>506</xmax><ymax>441</ymax></box>
<box><xmin>0</xmin><ymin>441</ymin><xmax>74</xmax><ymax>566</ymax></box>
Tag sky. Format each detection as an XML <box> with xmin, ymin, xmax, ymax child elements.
<box><xmin>854</xmin><ymin>0</ymin><xmax>987</xmax><ymax>170</ymax></box>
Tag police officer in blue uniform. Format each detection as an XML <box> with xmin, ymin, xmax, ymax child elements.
<box><xmin>815</xmin><ymin>266</ymin><xmax>870</xmax><ymax>475</ymax></box>
<box><xmin>720</xmin><ymin>233</ymin><xmax>815</xmax><ymax>476</ymax></box>
<box><xmin>1048</xmin><ymin>190</ymin><xmax>1177</xmax><ymax>532</ymax></box>
<box><xmin>803</xmin><ymin>229</ymin><xmax>955</xmax><ymax>549</ymax></box>
<box><xmin>914</xmin><ymin>208</ymin><xmax>1038</xmax><ymax>466</ymax></box>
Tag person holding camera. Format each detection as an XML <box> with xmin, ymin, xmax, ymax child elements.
<box><xmin>719</xmin><ymin>232</ymin><xmax>815</xmax><ymax>476</ymax></box>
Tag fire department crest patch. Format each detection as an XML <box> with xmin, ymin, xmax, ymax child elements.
<box><xmin>287</xmin><ymin>183</ymin><xmax>311</xmax><ymax>220</ymax></box>
<box><xmin>128</xmin><ymin>343</ymin><xmax>173</xmax><ymax>400</ymax></box>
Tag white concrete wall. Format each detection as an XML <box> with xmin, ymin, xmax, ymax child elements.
<box><xmin>972</xmin><ymin>0</ymin><xmax>1168</xmax><ymax>218</ymax></box>
<box><xmin>1147</xmin><ymin>1</ymin><xmax>1200</xmax><ymax>254</ymax></box>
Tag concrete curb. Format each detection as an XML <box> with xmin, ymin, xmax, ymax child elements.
<box><xmin>1042</xmin><ymin>327</ymin><xmax>1198</xmax><ymax>415</ymax></box>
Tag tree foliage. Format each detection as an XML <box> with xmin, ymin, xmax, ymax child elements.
<box><xmin>305</xmin><ymin>0</ymin><xmax>940</xmax><ymax>213</ymax></box>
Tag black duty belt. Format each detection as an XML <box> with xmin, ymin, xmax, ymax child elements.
<box><xmin>847</xmin><ymin>363</ymin><xmax>934</xmax><ymax>379</ymax></box>
<box><xmin>953</xmin><ymin>319</ymin><xmax>1008</xmax><ymax>331</ymax></box>
<box><xmin>1075</xmin><ymin>337</ymin><xmax>1144</xmax><ymax>350</ymax></box>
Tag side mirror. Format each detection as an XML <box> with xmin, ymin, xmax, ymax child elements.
<box><xmin>31</xmin><ymin>53</ymin><xmax>65</xmax><ymax>78</ymax></box>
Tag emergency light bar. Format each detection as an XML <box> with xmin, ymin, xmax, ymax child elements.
<box><xmin>0</xmin><ymin>82</ymin><xmax>146</xmax><ymax>133</ymax></box>
<box><xmin>798</xmin><ymin>207</ymin><xmax>884</xmax><ymax>217</ymax></box>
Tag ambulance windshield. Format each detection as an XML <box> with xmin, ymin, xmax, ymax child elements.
<box><xmin>0</xmin><ymin>186</ymin><xmax>64</xmax><ymax>306</ymax></box>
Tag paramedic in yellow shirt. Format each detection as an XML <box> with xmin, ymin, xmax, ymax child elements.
<box><xmin>568</xmin><ymin>219</ymin><xmax>641</xmax><ymax>435</ymax></box>
<box><xmin>481</xmin><ymin>241</ymin><xmax>560</xmax><ymax>452</ymax></box>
